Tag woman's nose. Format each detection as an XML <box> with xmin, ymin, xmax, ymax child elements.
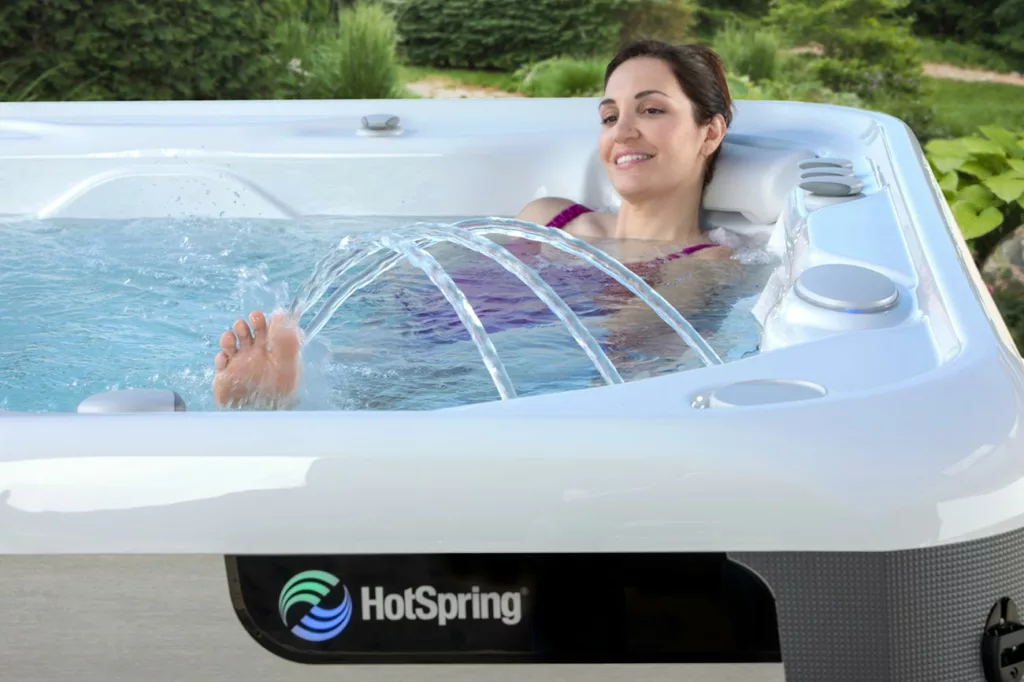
<box><xmin>614</xmin><ymin>117</ymin><xmax>639</xmax><ymax>142</ymax></box>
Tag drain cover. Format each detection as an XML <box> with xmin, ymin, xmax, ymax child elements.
<box><xmin>705</xmin><ymin>379</ymin><xmax>827</xmax><ymax>408</ymax></box>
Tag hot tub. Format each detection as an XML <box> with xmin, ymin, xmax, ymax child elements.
<box><xmin>1</xmin><ymin>96</ymin><xmax>1023</xmax><ymax>682</ymax></box>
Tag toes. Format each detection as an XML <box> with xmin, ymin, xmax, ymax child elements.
<box><xmin>233</xmin><ymin>319</ymin><xmax>254</xmax><ymax>350</ymax></box>
<box><xmin>219</xmin><ymin>330</ymin><xmax>238</xmax><ymax>357</ymax></box>
<box><xmin>214</xmin><ymin>351</ymin><xmax>230</xmax><ymax>371</ymax></box>
<box><xmin>249</xmin><ymin>310</ymin><xmax>268</xmax><ymax>346</ymax></box>
<box><xmin>268</xmin><ymin>311</ymin><xmax>302</xmax><ymax>356</ymax></box>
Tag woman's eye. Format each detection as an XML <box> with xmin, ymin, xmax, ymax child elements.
<box><xmin>644</xmin><ymin>107</ymin><xmax>664</xmax><ymax>115</ymax></box>
<box><xmin>601</xmin><ymin>114</ymin><xmax>618</xmax><ymax>125</ymax></box>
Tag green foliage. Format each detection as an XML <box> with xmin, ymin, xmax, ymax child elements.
<box><xmin>903</xmin><ymin>0</ymin><xmax>1024</xmax><ymax>72</ymax></box>
<box><xmin>516</xmin><ymin>57</ymin><xmax>608</xmax><ymax>98</ymax></box>
<box><xmin>764</xmin><ymin>0</ymin><xmax>941</xmax><ymax>138</ymax></box>
<box><xmin>384</xmin><ymin>0</ymin><xmax>630</xmax><ymax>71</ymax></box>
<box><xmin>711</xmin><ymin>22</ymin><xmax>782</xmax><ymax>83</ymax></box>
<box><xmin>0</xmin><ymin>0</ymin><xmax>291</xmax><ymax>102</ymax></box>
<box><xmin>925</xmin><ymin>127</ymin><xmax>1024</xmax><ymax>264</ymax></box>
<box><xmin>769</xmin><ymin>0</ymin><xmax>920</xmax><ymax>62</ymax></box>
<box><xmin>277</xmin><ymin>0</ymin><xmax>348</xmax><ymax>24</ymax></box>
<box><xmin>619</xmin><ymin>0</ymin><xmax>698</xmax><ymax>45</ymax></box>
<box><xmin>278</xmin><ymin>2</ymin><xmax>403</xmax><ymax>99</ymax></box>
<box><xmin>695</xmin><ymin>1</ymin><xmax>771</xmax><ymax>37</ymax></box>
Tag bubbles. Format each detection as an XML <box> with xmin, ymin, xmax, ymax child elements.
<box><xmin>706</xmin><ymin>226</ymin><xmax>776</xmax><ymax>265</ymax></box>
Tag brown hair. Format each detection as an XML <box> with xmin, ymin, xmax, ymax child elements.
<box><xmin>604</xmin><ymin>39</ymin><xmax>733</xmax><ymax>188</ymax></box>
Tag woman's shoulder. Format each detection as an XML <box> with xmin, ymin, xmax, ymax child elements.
<box><xmin>515</xmin><ymin>197</ymin><xmax>611</xmax><ymax>238</ymax></box>
<box><xmin>515</xmin><ymin>197</ymin><xmax>581</xmax><ymax>225</ymax></box>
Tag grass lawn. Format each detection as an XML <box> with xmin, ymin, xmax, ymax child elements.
<box><xmin>928</xmin><ymin>78</ymin><xmax>1024</xmax><ymax>137</ymax></box>
<box><xmin>916</xmin><ymin>36</ymin><xmax>1017</xmax><ymax>74</ymax></box>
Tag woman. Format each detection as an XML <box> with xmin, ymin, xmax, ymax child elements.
<box><xmin>212</xmin><ymin>39</ymin><xmax>734</xmax><ymax>409</ymax></box>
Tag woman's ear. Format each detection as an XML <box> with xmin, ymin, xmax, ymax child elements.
<box><xmin>701</xmin><ymin>113</ymin><xmax>728</xmax><ymax>158</ymax></box>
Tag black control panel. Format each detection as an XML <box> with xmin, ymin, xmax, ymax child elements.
<box><xmin>226</xmin><ymin>552</ymin><xmax>780</xmax><ymax>664</ymax></box>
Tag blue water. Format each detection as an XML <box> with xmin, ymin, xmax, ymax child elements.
<box><xmin>0</xmin><ymin>216</ymin><xmax>773</xmax><ymax>412</ymax></box>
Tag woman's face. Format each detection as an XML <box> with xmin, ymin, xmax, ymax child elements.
<box><xmin>597</xmin><ymin>56</ymin><xmax>724</xmax><ymax>204</ymax></box>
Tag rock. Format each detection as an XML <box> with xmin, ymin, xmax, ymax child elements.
<box><xmin>982</xmin><ymin>223</ymin><xmax>1024</xmax><ymax>290</ymax></box>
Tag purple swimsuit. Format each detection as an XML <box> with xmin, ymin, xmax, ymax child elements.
<box><xmin>544</xmin><ymin>203</ymin><xmax>719</xmax><ymax>261</ymax></box>
<box><xmin>373</xmin><ymin>203</ymin><xmax>721</xmax><ymax>343</ymax></box>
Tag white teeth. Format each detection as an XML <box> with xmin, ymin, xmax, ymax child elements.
<box><xmin>616</xmin><ymin>154</ymin><xmax>651</xmax><ymax>165</ymax></box>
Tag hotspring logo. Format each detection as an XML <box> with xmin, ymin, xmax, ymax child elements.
<box><xmin>279</xmin><ymin>571</ymin><xmax>524</xmax><ymax>641</ymax></box>
<box><xmin>278</xmin><ymin>570</ymin><xmax>354</xmax><ymax>642</ymax></box>
<box><xmin>361</xmin><ymin>584</ymin><xmax>524</xmax><ymax>626</ymax></box>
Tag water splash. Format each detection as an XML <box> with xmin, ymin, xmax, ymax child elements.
<box><xmin>453</xmin><ymin>218</ymin><xmax>722</xmax><ymax>367</ymax></box>
<box><xmin>380</xmin><ymin>233</ymin><xmax>517</xmax><ymax>401</ymax></box>
<box><xmin>291</xmin><ymin>217</ymin><xmax>723</xmax><ymax>400</ymax></box>
<box><xmin>393</xmin><ymin>223</ymin><xmax>622</xmax><ymax>386</ymax></box>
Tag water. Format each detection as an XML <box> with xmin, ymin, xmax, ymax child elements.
<box><xmin>0</xmin><ymin>216</ymin><xmax>774</xmax><ymax>413</ymax></box>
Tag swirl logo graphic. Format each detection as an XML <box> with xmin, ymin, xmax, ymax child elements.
<box><xmin>278</xmin><ymin>570</ymin><xmax>353</xmax><ymax>642</ymax></box>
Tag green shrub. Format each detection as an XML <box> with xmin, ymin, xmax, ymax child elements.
<box><xmin>619</xmin><ymin>0</ymin><xmax>698</xmax><ymax>45</ymax></box>
<box><xmin>712</xmin><ymin>22</ymin><xmax>782</xmax><ymax>83</ymax></box>
<box><xmin>695</xmin><ymin>3</ymin><xmax>771</xmax><ymax>37</ymax></box>
<box><xmin>765</xmin><ymin>0</ymin><xmax>940</xmax><ymax>138</ymax></box>
<box><xmin>0</xmin><ymin>0</ymin><xmax>291</xmax><ymax>102</ymax></box>
<box><xmin>768</xmin><ymin>0</ymin><xmax>922</xmax><ymax>64</ymax></box>
<box><xmin>279</xmin><ymin>2</ymin><xmax>403</xmax><ymax>99</ymax></box>
<box><xmin>384</xmin><ymin>0</ymin><xmax>630</xmax><ymax>70</ymax></box>
<box><xmin>516</xmin><ymin>57</ymin><xmax>608</xmax><ymax>98</ymax></box>
<box><xmin>924</xmin><ymin>126</ymin><xmax>1024</xmax><ymax>263</ymax></box>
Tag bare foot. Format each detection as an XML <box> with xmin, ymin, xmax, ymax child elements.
<box><xmin>212</xmin><ymin>310</ymin><xmax>302</xmax><ymax>408</ymax></box>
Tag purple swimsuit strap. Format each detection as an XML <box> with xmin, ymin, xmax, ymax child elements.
<box><xmin>545</xmin><ymin>203</ymin><xmax>593</xmax><ymax>229</ymax></box>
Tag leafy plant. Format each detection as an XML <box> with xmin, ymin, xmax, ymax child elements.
<box><xmin>925</xmin><ymin>126</ymin><xmax>1024</xmax><ymax>261</ymax></box>
<box><xmin>515</xmin><ymin>57</ymin><xmax>607</xmax><ymax>98</ymax></box>
<box><xmin>289</xmin><ymin>2</ymin><xmax>403</xmax><ymax>99</ymax></box>
<box><xmin>712</xmin><ymin>22</ymin><xmax>783</xmax><ymax>83</ymax></box>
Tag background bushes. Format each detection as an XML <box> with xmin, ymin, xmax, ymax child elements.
<box><xmin>618</xmin><ymin>0</ymin><xmax>698</xmax><ymax>45</ymax></box>
<box><xmin>276</xmin><ymin>2</ymin><xmax>403</xmax><ymax>99</ymax></box>
<box><xmin>0</xmin><ymin>0</ymin><xmax>289</xmax><ymax>101</ymax></box>
<box><xmin>516</xmin><ymin>57</ymin><xmax>608</xmax><ymax>98</ymax></box>
<box><xmin>903</xmin><ymin>0</ymin><xmax>1024</xmax><ymax>71</ymax></box>
<box><xmin>383</xmin><ymin>0</ymin><xmax>631</xmax><ymax>70</ymax></box>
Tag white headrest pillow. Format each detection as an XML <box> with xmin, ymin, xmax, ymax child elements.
<box><xmin>702</xmin><ymin>141</ymin><xmax>815</xmax><ymax>224</ymax></box>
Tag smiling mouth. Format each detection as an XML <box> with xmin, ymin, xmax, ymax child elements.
<box><xmin>615</xmin><ymin>153</ymin><xmax>653</xmax><ymax>167</ymax></box>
